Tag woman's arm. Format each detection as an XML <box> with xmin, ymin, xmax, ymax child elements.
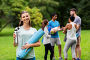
<box><xmin>44</xmin><ymin>32</ymin><xmax>51</xmax><ymax>38</ymax></box>
<box><xmin>44</xmin><ymin>27</ymin><xmax>51</xmax><ymax>38</ymax></box>
<box><xmin>63</xmin><ymin>24</ymin><xmax>68</xmax><ymax>34</ymax></box>
<box><xmin>28</xmin><ymin>40</ymin><xmax>41</xmax><ymax>47</ymax></box>
<box><xmin>13</xmin><ymin>33</ymin><xmax>18</xmax><ymax>47</ymax></box>
<box><xmin>21</xmin><ymin>40</ymin><xmax>41</xmax><ymax>50</ymax></box>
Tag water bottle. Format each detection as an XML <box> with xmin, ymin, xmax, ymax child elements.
<box><xmin>14</xmin><ymin>27</ymin><xmax>20</xmax><ymax>46</ymax></box>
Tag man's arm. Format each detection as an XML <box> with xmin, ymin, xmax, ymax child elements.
<box><xmin>57</xmin><ymin>21</ymin><xmax>61</xmax><ymax>30</ymax></box>
<box><xmin>75</xmin><ymin>24</ymin><xmax>79</xmax><ymax>31</ymax></box>
<box><xmin>58</xmin><ymin>26</ymin><xmax>60</xmax><ymax>29</ymax></box>
<box><xmin>74</xmin><ymin>17</ymin><xmax>81</xmax><ymax>31</ymax></box>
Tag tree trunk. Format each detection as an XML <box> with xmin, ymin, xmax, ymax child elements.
<box><xmin>0</xmin><ymin>20</ymin><xmax>11</xmax><ymax>32</ymax></box>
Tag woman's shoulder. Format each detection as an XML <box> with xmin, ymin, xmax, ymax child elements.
<box><xmin>30</xmin><ymin>27</ymin><xmax>37</xmax><ymax>32</ymax></box>
<box><xmin>44</xmin><ymin>26</ymin><xmax>48</xmax><ymax>31</ymax></box>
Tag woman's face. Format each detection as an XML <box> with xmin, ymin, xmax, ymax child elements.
<box><xmin>21</xmin><ymin>13</ymin><xmax>30</xmax><ymax>24</ymax></box>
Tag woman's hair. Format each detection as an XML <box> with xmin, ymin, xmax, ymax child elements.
<box><xmin>19</xmin><ymin>11</ymin><xmax>31</xmax><ymax>26</ymax></box>
<box><xmin>42</xmin><ymin>19</ymin><xmax>48</xmax><ymax>30</ymax></box>
<box><xmin>69</xmin><ymin>16</ymin><xmax>75</xmax><ymax>22</ymax></box>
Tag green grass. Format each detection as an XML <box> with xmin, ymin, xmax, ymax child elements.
<box><xmin>0</xmin><ymin>27</ymin><xmax>90</xmax><ymax>60</ymax></box>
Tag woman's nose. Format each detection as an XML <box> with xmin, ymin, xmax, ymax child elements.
<box><xmin>26</xmin><ymin>17</ymin><xmax>29</xmax><ymax>20</ymax></box>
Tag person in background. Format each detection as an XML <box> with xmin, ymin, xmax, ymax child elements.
<box><xmin>63</xmin><ymin>16</ymin><xmax>79</xmax><ymax>60</ymax></box>
<box><xmin>48</xmin><ymin>13</ymin><xmax>63</xmax><ymax>60</ymax></box>
<box><xmin>70</xmin><ymin>8</ymin><xmax>81</xmax><ymax>60</ymax></box>
<box><xmin>42</xmin><ymin>19</ymin><xmax>54</xmax><ymax>60</ymax></box>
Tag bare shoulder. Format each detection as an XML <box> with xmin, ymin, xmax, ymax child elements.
<box><xmin>66</xmin><ymin>23</ymin><xmax>72</xmax><ymax>30</ymax></box>
<box><xmin>66</xmin><ymin>23</ymin><xmax>72</xmax><ymax>27</ymax></box>
<box><xmin>74</xmin><ymin>23</ymin><xmax>77</xmax><ymax>29</ymax></box>
<box><xmin>66</xmin><ymin>23</ymin><xmax>70</xmax><ymax>27</ymax></box>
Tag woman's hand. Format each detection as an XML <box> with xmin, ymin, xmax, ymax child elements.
<box><xmin>21</xmin><ymin>41</ymin><xmax>40</xmax><ymax>52</ymax></box>
<box><xmin>13</xmin><ymin>33</ymin><xmax>16</xmax><ymax>40</ymax></box>
<box><xmin>21</xmin><ymin>43</ymin><xmax>31</xmax><ymax>49</ymax></box>
<box><xmin>13</xmin><ymin>33</ymin><xmax>17</xmax><ymax>47</ymax></box>
<box><xmin>62</xmin><ymin>27</ymin><xmax>66</xmax><ymax>34</ymax></box>
<box><xmin>21</xmin><ymin>43</ymin><xmax>31</xmax><ymax>52</ymax></box>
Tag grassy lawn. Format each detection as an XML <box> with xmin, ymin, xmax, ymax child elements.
<box><xmin>0</xmin><ymin>27</ymin><xmax>90</xmax><ymax>60</ymax></box>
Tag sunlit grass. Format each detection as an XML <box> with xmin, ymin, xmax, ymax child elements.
<box><xmin>0</xmin><ymin>27</ymin><xmax>90</xmax><ymax>60</ymax></box>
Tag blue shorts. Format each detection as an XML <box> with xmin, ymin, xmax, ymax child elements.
<box><xmin>16</xmin><ymin>57</ymin><xmax>36</xmax><ymax>60</ymax></box>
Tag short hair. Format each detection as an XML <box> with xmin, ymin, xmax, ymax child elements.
<box><xmin>51</xmin><ymin>13</ymin><xmax>57</xmax><ymax>18</ymax></box>
<box><xmin>69</xmin><ymin>16</ymin><xmax>75</xmax><ymax>22</ymax></box>
<box><xmin>70</xmin><ymin>8</ymin><xmax>77</xmax><ymax>13</ymax></box>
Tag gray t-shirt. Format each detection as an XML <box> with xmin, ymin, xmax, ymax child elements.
<box><xmin>74</xmin><ymin>16</ymin><xmax>81</xmax><ymax>36</ymax></box>
<box><xmin>16</xmin><ymin>26</ymin><xmax>37</xmax><ymax>59</ymax></box>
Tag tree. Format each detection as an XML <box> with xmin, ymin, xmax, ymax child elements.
<box><xmin>0</xmin><ymin>0</ymin><xmax>43</xmax><ymax>31</ymax></box>
<box><xmin>54</xmin><ymin>0</ymin><xmax>90</xmax><ymax>29</ymax></box>
<box><xmin>28</xmin><ymin>0</ymin><xmax>59</xmax><ymax>20</ymax></box>
<box><xmin>74</xmin><ymin>0</ymin><xmax>90</xmax><ymax>29</ymax></box>
<box><xmin>0</xmin><ymin>0</ymin><xmax>90</xmax><ymax>31</ymax></box>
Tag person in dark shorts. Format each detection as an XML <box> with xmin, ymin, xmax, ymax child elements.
<box><xmin>70</xmin><ymin>8</ymin><xmax>81</xmax><ymax>60</ymax></box>
<box><xmin>42</xmin><ymin>19</ymin><xmax>54</xmax><ymax>60</ymax></box>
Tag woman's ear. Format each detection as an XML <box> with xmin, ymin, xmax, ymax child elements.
<box><xmin>20</xmin><ymin>18</ymin><xmax>23</xmax><ymax>21</ymax></box>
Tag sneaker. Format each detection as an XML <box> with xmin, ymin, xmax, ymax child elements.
<box><xmin>75</xmin><ymin>58</ymin><xmax>79</xmax><ymax>60</ymax></box>
<box><xmin>59</xmin><ymin>57</ymin><xmax>63</xmax><ymax>60</ymax></box>
<box><xmin>53</xmin><ymin>57</ymin><xmax>55</xmax><ymax>60</ymax></box>
<box><xmin>79</xmin><ymin>58</ymin><xmax>81</xmax><ymax>60</ymax></box>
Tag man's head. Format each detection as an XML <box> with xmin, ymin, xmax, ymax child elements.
<box><xmin>70</xmin><ymin>8</ymin><xmax>77</xmax><ymax>16</ymax></box>
<box><xmin>51</xmin><ymin>13</ymin><xmax>58</xmax><ymax>20</ymax></box>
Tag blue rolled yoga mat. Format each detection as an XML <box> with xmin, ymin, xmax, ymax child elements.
<box><xmin>18</xmin><ymin>29</ymin><xmax>45</xmax><ymax>58</ymax></box>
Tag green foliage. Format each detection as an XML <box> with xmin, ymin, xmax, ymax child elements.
<box><xmin>0</xmin><ymin>0</ymin><xmax>90</xmax><ymax>29</ymax></box>
<box><xmin>28</xmin><ymin>0</ymin><xmax>59</xmax><ymax>20</ymax></box>
<box><xmin>0</xmin><ymin>0</ymin><xmax>43</xmax><ymax>28</ymax></box>
<box><xmin>75</xmin><ymin>0</ymin><xmax>90</xmax><ymax>29</ymax></box>
<box><xmin>54</xmin><ymin>0</ymin><xmax>90</xmax><ymax>29</ymax></box>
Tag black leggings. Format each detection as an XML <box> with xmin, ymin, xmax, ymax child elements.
<box><xmin>44</xmin><ymin>43</ymin><xmax>54</xmax><ymax>60</ymax></box>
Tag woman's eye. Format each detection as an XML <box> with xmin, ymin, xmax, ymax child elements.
<box><xmin>23</xmin><ymin>16</ymin><xmax>25</xmax><ymax>18</ymax></box>
<box><xmin>26</xmin><ymin>15</ymin><xmax>28</xmax><ymax>17</ymax></box>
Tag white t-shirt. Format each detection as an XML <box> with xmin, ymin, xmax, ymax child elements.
<box><xmin>43</xmin><ymin>26</ymin><xmax>51</xmax><ymax>45</ymax></box>
<box><xmin>16</xmin><ymin>26</ymin><xmax>37</xmax><ymax>59</ymax></box>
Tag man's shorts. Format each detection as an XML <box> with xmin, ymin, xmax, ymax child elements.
<box><xmin>51</xmin><ymin>38</ymin><xmax>61</xmax><ymax>46</ymax></box>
